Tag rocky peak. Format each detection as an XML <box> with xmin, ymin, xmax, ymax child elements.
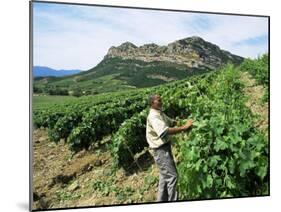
<box><xmin>168</xmin><ymin>36</ymin><xmax>220</xmax><ymax>53</ymax></box>
<box><xmin>139</xmin><ymin>43</ymin><xmax>161</xmax><ymax>54</ymax></box>
<box><xmin>118</xmin><ymin>42</ymin><xmax>137</xmax><ymax>50</ymax></box>
<box><xmin>105</xmin><ymin>36</ymin><xmax>243</xmax><ymax>69</ymax></box>
<box><xmin>139</xmin><ymin>43</ymin><xmax>159</xmax><ymax>49</ymax></box>
<box><xmin>177</xmin><ymin>36</ymin><xmax>206</xmax><ymax>44</ymax></box>
<box><xmin>107</xmin><ymin>42</ymin><xmax>137</xmax><ymax>57</ymax></box>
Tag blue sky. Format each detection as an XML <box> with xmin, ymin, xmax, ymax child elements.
<box><xmin>33</xmin><ymin>2</ymin><xmax>269</xmax><ymax>70</ymax></box>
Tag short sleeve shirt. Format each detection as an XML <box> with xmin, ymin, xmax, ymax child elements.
<box><xmin>146</xmin><ymin>108</ymin><xmax>174</xmax><ymax>149</ymax></box>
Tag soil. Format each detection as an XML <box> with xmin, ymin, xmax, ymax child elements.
<box><xmin>32</xmin><ymin>129</ymin><xmax>159</xmax><ymax>210</ymax></box>
<box><xmin>240</xmin><ymin>71</ymin><xmax>269</xmax><ymax>135</ymax></box>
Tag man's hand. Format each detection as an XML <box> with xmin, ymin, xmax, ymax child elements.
<box><xmin>182</xmin><ymin>119</ymin><xmax>193</xmax><ymax>130</ymax></box>
<box><xmin>167</xmin><ymin>119</ymin><xmax>193</xmax><ymax>135</ymax></box>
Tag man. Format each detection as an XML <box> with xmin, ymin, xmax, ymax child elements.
<box><xmin>146</xmin><ymin>94</ymin><xmax>193</xmax><ymax>202</ymax></box>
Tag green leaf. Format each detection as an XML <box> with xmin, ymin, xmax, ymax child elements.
<box><xmin>239</xmin><ymin>160</ymin><xmax>255</xmax><ymax>177</ymax></box>
<box><xmin>203</xmin><ymin>164</ymin><xmax>208</xmax><ymax>173</ymax></box>
<box><xmin>255</xmin><ymin>156</ymin><xmax>268</xmax><ymax>180</ymax></box>
<box><xmin>195</xmin><ymin>159</ymin><xmax>203</xmax><ymax>171</ymax></box>
<box><xmin>256</xmin><ymin>166</ymin><xmax>267</xmax><ymax>181</ymax></box>
<box><xmin>209</xmin><ymin>155</ymin><xmax>220</xmax><ymax>167</ymax></box>
<box><xmin>224</xmin><ymin>175</ymin><xmax>235</xmax><ymax>189</ymax></box>
<box><xmin>215</xmin><ymin>178</ymin><xmax>222</xmax><ymax>187</ymax></box>
<box><xmin>214</xmin><ymin>138</ymin><xmax>228</xmax><ymax>152</ymax></box>
<box><xmin>215</xmin><ymin>127</ymin><xmax>224</xmax><ymax>135</ymax></box>
<box><xmin>206</xmin><ymin>175</ymin><xmax>213</xmax><ymax>188</ymax></box>
<box><xmin>228</xmin><ymin>158</ymin><xmax>236</xmax><ymax>174</ymax></box>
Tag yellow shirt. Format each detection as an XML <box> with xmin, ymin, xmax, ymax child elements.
<box><xmin>146</xmin><ymin>108</ymin><xmax>174</xmax><ymax>149</ymax></box>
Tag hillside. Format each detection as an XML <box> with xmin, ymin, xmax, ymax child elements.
<box><xmin>34</xmin><ymin>36</ymin><xmax>243</xmax><ymax>95</ymax></box>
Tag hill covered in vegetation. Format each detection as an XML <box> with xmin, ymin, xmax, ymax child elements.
<box><xmin>33</xmin><ymin>36</ymin><xmax>243</xmax><ymax>96</ymax></box>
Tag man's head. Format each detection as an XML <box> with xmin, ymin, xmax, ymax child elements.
<box><xmin>149</xmin><ymin>94</ymin><xmax>162</xmax><ymax>110</ymax></box>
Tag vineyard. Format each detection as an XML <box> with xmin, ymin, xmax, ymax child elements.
<box><xmin>33</xmin><ymin>54</ymin><xmax>269</xmax><ymax>205</ymax></box>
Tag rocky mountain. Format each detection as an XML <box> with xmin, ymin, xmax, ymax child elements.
<box><xmin>34</xmin><ymin>36</ymin><xmax>244</xmax><ymax>95</ymax></box>
<box><xmin>105</xmin><ymin>36</ymin><xmax>243</xmax><ymax>70</ymax></box>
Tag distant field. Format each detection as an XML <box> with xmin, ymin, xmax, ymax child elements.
<box><xmin>32</xmin><ymin>87</ymin><xmax>149</xmax><ymax>110</ymax></box>
<box><xmin>33</xmin><ymin>95</ymin><xmax>78</xmax><ymax>108</ymax></box>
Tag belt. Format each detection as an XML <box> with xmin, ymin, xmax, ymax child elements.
<box><xmin>151</xmin><ymin>141</ymin><xmax>171</xmax><ymax>151</ymax></box>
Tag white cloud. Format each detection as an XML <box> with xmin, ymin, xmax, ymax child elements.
<box><xmin>33</xmin><ymin>3</ymin><xmax>268</xmax><ymax>70</ymax></box>
<box><xmin>195</xmin><ymin>14</ymin><xmax>268</xmax><ymax>58</ymax></box>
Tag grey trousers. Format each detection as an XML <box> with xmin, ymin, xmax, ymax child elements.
<box><xmin>152</xmin><ymin>143</ymin><xmax>178</xmax><ymax>202</ymax></box>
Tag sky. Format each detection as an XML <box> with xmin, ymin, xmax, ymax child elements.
<box><xmin>33</xmin><ymin>2</ymin><xmax>269</xmax><ymax>70</ymax></box>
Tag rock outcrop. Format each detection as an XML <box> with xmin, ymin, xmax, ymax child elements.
<box><xmin>105</xmin><ymin>36</ymin><xmax>243</xmax><ymax>70</ymax></box>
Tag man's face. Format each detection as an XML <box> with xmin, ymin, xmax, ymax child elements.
<box><xmin>152</xmin><ymin>95</ymin><xmax>162</xmax><ymax>110</ymax></box>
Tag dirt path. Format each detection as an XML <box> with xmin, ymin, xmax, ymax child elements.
<box><xmin>240</xmin><ymin>71</ymin><xmax>269</xmax><ymax>135</ymax></box>
<box><xmin>32</xmin><ymin>129</ymin><xmax>159</xmax><ymax>210</ymax></box>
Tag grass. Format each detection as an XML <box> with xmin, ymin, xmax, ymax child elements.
<box><xmin>91</xmin><ymin>178</ymin><xmax>136</xmax><ymax>202</ymax></box>
<box><xmin>32</xmin><ymin>85</ymin><xmax>150</xmax><ymax>111</ymax></box>
<box><xmin>55</xmin><ymin>190</ymin><xmax>82</xmax><ymax>201</ymax></box>
<box><xmin>33</xmin><ymin>95</ymin><xmax>78</xmax><ymax>108</ymax></box>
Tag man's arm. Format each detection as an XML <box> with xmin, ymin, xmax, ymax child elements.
<box><xmin>166</xmin><ymin>119</ymin><xmax>193</xmax><ymax>135</ymax></box>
